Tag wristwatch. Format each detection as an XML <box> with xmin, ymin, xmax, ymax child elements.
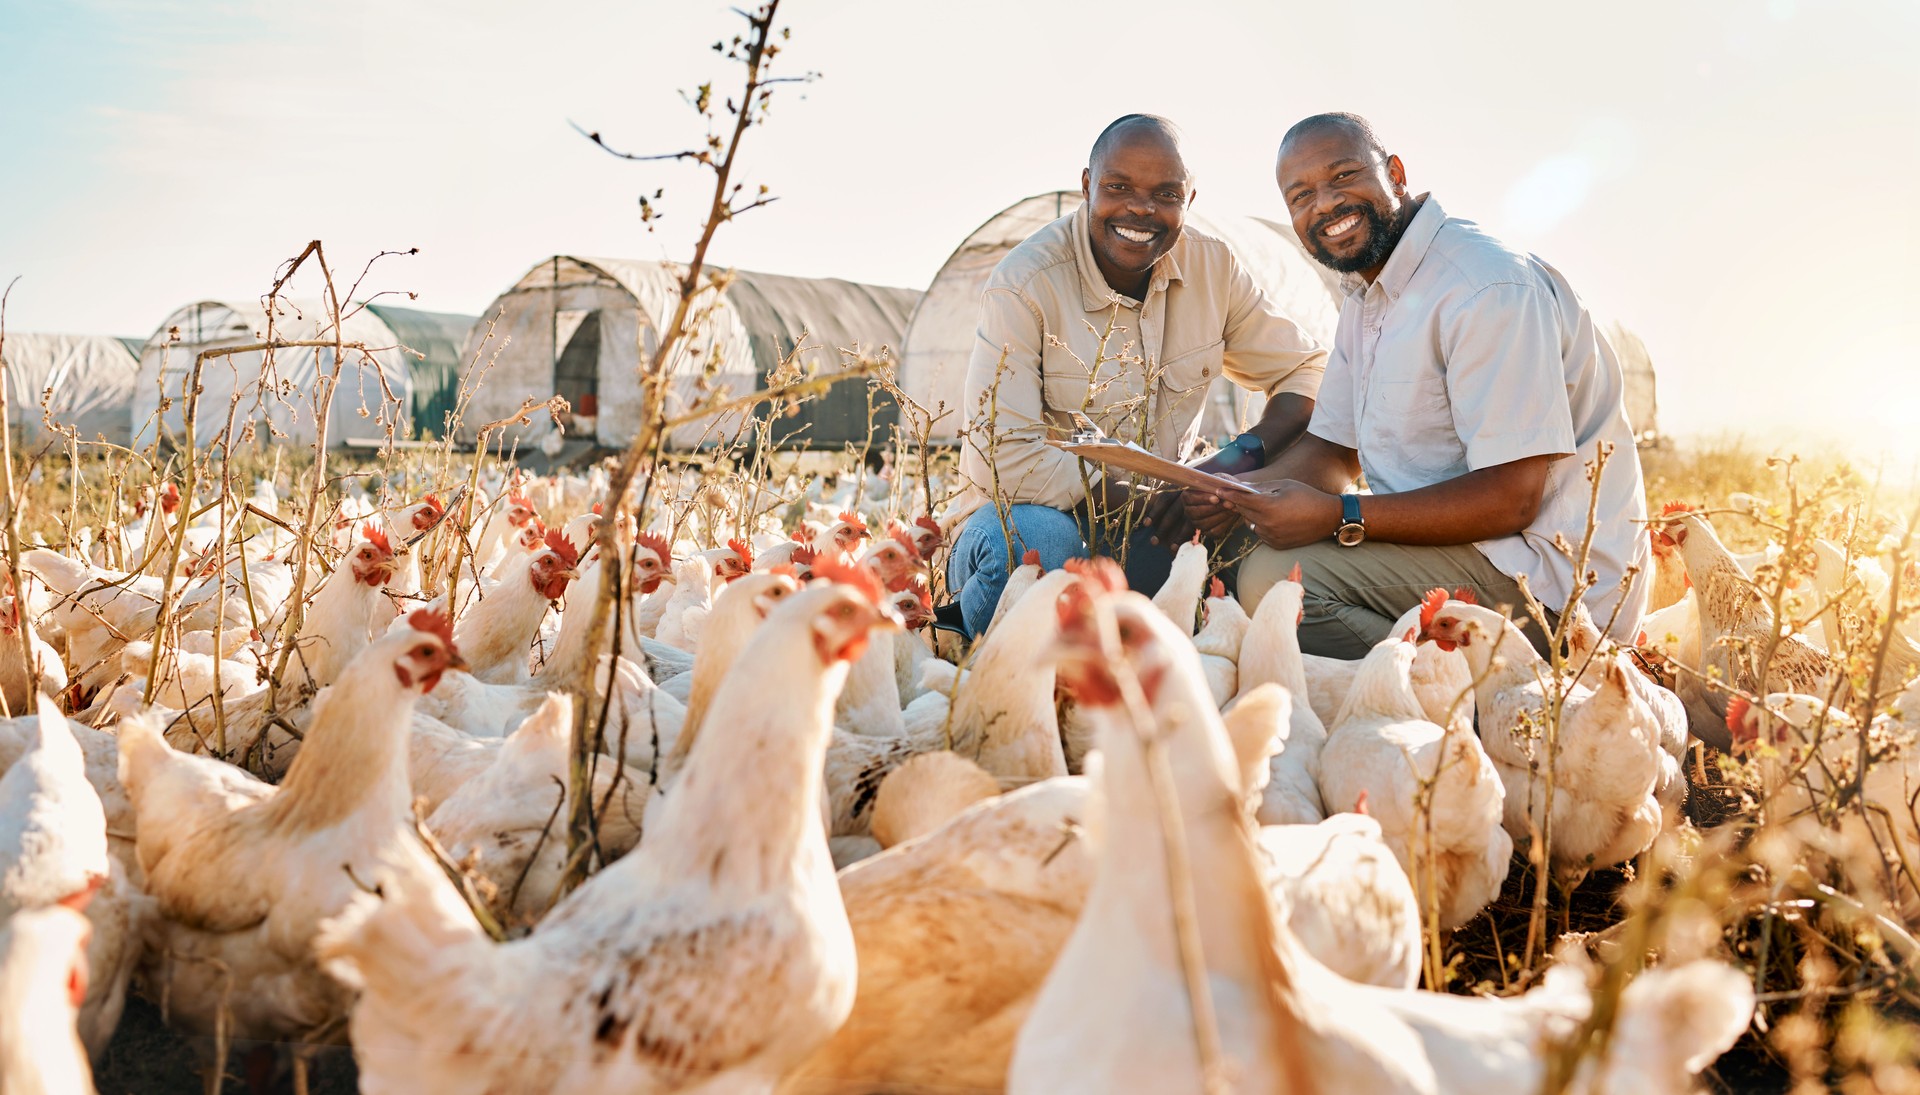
<box><xmin>1223</xmin><ymin>431</ymin><xmax>1266</xmax><ymax>471</ymax></box>
<box><xmin>1336</xmin><ymin>493</ymin><xmax>1366</xmax><ymax>547</ymax></box>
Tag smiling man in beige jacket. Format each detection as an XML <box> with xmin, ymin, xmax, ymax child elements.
<box><xmin>944</xmin><ymin>114</ymin><xmax>1328</xmax><ymax>637</ymax></box>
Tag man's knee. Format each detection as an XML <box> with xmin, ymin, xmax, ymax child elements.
<box><xmin>963</xmin><ymin>505</ymin><xmax>1087</xmax><ymax>574</ymax></box>
<box><xmin>1237</xmin><ymin>542</ymin><xmax>1349</xmax><ymax>614</ymax></box>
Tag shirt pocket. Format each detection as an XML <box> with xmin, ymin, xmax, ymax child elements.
<box><xmin>1040</xmin><ymin>341</ymin><xmax>1103</xmax><ymax>417</ymax></box>
<box><xmin>1154</xmin><ymin>338</ymin><xmax>1225</xmax><ymax>428</ymax></box>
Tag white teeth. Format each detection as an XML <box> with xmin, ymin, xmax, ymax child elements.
<box><xmin>1113</xmin><ymin>226</ymin><xmax>1155</xmax><ymax>243</ymax></box>
<box><xmin>1322</xmin><ymin>214</ymin><xmax>1361</xmax><ymax>239</ymax></box>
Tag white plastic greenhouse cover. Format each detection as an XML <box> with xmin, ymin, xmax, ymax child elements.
<box><xmin>0</xmin><ymin>333</ymin><xmax>140</xmax><ymax>445</ymax></box>
<box><xmin>458</xmin><ymin>256</ymin><xmax>920</xmax><ymax>451</ymax></box>
<box><xmin>131</xmin><ymin>301</ymin><xmax>418</xmax><ymax>450</ymax></box>
<box><xmin>1604</xmin><ymin>320</ymin><xmax>1661</xmax><ymax>442</ymax></box>
<box><xmin>898</xmin><ymin>192</ymin><xmax>1345</xmax><ymax>444</ymax></box>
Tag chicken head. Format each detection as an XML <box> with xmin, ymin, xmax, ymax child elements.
<box><xmin>350</xmin><ymin>525</ymin><xmax>400</xmax><ymax>587</ymax></box>
<box><xmin>633</xmin><ymin>530</ymin><xmax>672</xmax><ymax>593</ymax></box>
<box><xmin>392</xmin><ymin>607</ymin><xmax>468</xmax><ymax>692</ymax></box>
<box><xmin>529</xmin><ymin>530</ymin><xmax>581</xmax><ymax>601</ymax></box>
<box><xmin>1052</xmin><ymin>569</ymin><xmax>1170</xmax><ymax>708</ymax></box>
<box><xmin>809</xmin><ymin>557</ymin><xmax>902</xmax><ymax>664</ymax></box>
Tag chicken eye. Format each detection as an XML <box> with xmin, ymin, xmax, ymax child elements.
<box><xmin>413</xmin><ymin>644</ymin><xmax>434</xmax><ymax>658</ymax></box>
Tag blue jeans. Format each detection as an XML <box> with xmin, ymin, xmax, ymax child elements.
<box><xmin>945</xmin><ymin>504</ymin><xmax>1176</xmax><ymax>638</ymax></box>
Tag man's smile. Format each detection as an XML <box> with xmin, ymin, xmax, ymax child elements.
<box><xmin>1320</xmin><ymin>212</ymin><xmax>1363</xmax><ymax>240</ymax></box>
<box><xmin>1112</xmin><ymin>224</ymin><xmax>1159</xmax><ymax>245</ymax></box>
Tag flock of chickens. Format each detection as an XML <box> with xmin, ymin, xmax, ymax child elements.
<box><xmin>0</xmin><ymin>462</ymin><xmax>1915</xmax><ymax>1093</ymax></box>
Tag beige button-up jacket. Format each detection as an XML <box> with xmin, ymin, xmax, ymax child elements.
<box><xmin>953</xmin><ymin>203</ymin><xmax>1326</xmax><ymax>525</ymax></box>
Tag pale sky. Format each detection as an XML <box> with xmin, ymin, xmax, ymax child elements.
<box><xmin>2</xmin><ymin>0</ymin><xmax>1916</xmax><ymax>461</ymax></box>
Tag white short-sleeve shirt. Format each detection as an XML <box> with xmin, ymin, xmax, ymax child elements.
<box><xmin>1308</xmin><ymin>196</ymin><xmax>1649</xmax><ymax>635</ymax></box>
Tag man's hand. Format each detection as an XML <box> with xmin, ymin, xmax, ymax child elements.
<box><xmin>1180</xmin><ymin>485</ymin><xmax>1243</xmax><ymax>539</ymax></box>
<box><xmin>1214</xmin><ymin>480</ymin><xmax>1343</xmax><ymax>550</ymax></box>
<box><xmin>1139</xmin><ymin>486</ymin><xmax>1196</xmax><ymax>545</ymax></box>
<box><xmin>1141</xmin><ymin>444</ymin><xmax>1258</xmax><ymax>545</ymax></box>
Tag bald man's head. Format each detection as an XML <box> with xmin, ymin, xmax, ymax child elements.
<box><xmin>1081</xmin><ymin>114</ymin><xmax>1196</xmax><ymax>299</ymax></box>
<box><xmin>1089</xmin><ymin>114</ymin><xmax>1185</xmax><ymax>173</ymax></box>
<box><xmin>1278</xmin><ymin>112</ymin><xmax>1387</xmax><ymax>161</ymax></box>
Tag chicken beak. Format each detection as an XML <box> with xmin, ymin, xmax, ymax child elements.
<box><xmin>445</xmin><ymin>650</ymin><xmax>472</xmax><ymax>674</ymax></box>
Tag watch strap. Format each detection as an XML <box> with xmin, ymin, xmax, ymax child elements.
<box><xmin>1341</xmin><ymin>493</ymin><xmax>1363</xmax><ymax>527</ymax></box>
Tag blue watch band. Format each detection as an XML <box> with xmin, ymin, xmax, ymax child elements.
<box><xmin>1341</xmin><ymin>493</ymin><xmax>1363</xmax><ymax>527</ymax></box>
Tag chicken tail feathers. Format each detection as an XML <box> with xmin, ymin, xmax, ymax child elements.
<box><xmin>114</xmin><ymin>709</ymin><xmax>174</xmax><ymax>790</ymax></box>
<box><xmin>315</xmin><ymin>873</ymin><xmax>489</xmax><ymax>1003</ymax></box>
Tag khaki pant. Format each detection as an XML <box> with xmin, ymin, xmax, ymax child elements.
<box><xmin>1238</xmin><ymin>541</ymin><xmax>1556</xmax><ymax>660</ymax></box>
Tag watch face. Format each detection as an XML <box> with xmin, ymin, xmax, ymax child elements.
<box><xmin>1337</xmin><ymin>523</ymin><xmax>1366</xmax><ymax>547</ymax></box>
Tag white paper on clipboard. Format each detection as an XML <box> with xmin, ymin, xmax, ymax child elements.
<box><xmin>1045</xmin><ymin>437</ymin><xmax>1257</xmax><ymax>495</ymax></box>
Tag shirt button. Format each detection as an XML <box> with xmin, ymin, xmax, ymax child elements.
<box><xmin>1200</xmin><ymin>366</ymin><xmax>1210</xmax><ymax>377</ymax></box>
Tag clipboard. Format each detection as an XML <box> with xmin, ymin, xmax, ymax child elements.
<box><xmin>1045</xmin><ymin>437</ymin><xmax>1257</xmax><ymax>495</ymax></box>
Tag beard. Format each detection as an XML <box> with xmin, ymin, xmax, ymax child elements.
<box><xmin>1305</xmin><ymin>201</ymin><xmax>1405</xmax><ymax>274</ymax></box>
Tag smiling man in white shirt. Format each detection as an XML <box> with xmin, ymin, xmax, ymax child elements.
<box><xmin>1183</xmin><ymin>112</ymin><xmax>1649</xmax><ymax>657</ymax></box>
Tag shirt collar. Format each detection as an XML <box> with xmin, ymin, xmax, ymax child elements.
<box><xmin>1073</xmin><ymin>201</ymin><xmax>1183</xmax><ymax>312</ymax></box>
<box><xmin>1338</xmin><ymin>192</ymin><xmax>1445</xmax><ymax>301</ymax></box>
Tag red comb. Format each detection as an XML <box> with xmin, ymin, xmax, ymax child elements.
<box><xmin>1286</xmin><ymin>562</ymin><xmax>1302</xmax><ymax>585</ymax></box>
<box><xmin>1453</xmin><ymin>587</ymin><xmax>1477</xmax><ymax>605</ymax></box>
<box><xmin>508</xmin><ymin>492</ymin><xmax>532</xmax><ymax>509</ymax></box>
<box><xmin>1402</xmin><ymin>625</ymin><xmax>1418</xmax><ymax>644</ymax></box>
<box><xmin>1208</xmin><ymin>576</ymin><xmax>1226</xmax><ymax>599</ymax></box>
<box><xmin>591</xmin><ymin>502</ymin><xmax>604</xmax><ymax>516</ymax></box>
<box><xmin>363</xmin><ymin>523</ymin><xmax>392</xmax><ymax>555</ymax></box>
<box><xmin>1726</xmin><ymin>695</ymin><xmax>1753</xmax><ymax>742</ymax></box>
<box><xmin>1353</xmin><ymin>789</ymin><xmax>1370</xmax><ymax>816</ymax></box>
<box><xmin>914</xmin><ymin>514</ymin><xmax>944</xmax><ymax>546</ymax></box>
<box><xmin>407</xmin><ymin>606</ymin><xmax>457</xmax><ymax>649</ymax></box>
<box><xmin>1064</xmin><ymin>556</ymin><xmax>1128</xmax><ymax>593</ymax></box>
<box><xmin>790</xmin><ymin>545</ymin><xmax>819</xmax><ymax>575</ymax></box>
<box><xmin>814</xmin><ymin>554</ymin><xmax>887</xmax><ymax>607</ymax></box>
<box><xmin>838</xmin><ymin>510</ymin><xmax>870</xmax><ymax>537</ymax></box>
<box><xmin>1022</xmin><ymin>549</ymin><xmax>1042</xmax><ymax>568</ymax></box>
<box><xmin>543</xmin><ymin>529</ymin><xmax>580</xmax><ymax>568</ymax></box>
<box><xmin>794</xmin><ymin>525</ymin><xmax>817</xmax><ymax>545</ymax></box>
<box><xmin>635</xmin><ymin>529</ymin><xmax>671</xmax><ymax>561</ymax></box>
<box><xmin>1659</xmin><ymin>501</ymin><xmax>1694</xmax><ymax>517</ymax></box>
<box><xmin>727</xmin><ymin>538</ymin><xmax>754</xmax><ymax>568</ymax></box>
<box><xmin>1417</xmin><ymin>588</ymin><xmax>1449</xmax><ymax>632</ymax></box>
<box><xmin>420</xmin><ymin>493</ymin><xmax>444</xmax><ymax>515</ymax></box>
<box><xmin>889</xmin><ymin>526</ymin><xmax>922</xmax><ymax>560</ymax></box>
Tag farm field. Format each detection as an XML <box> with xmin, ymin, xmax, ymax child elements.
<box><xmin>3</xmin><ymin>3</ymin><xmax>1917</xmax><ymax>1094</ymax></box>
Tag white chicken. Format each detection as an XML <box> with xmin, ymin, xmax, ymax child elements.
<box><xmin>426</xmin><ymin>693</ymin><xmax>646</xmax><ymax>925</ymax></box>
<box><xmin>0</xmin><ymin>575</ymin><xmax>66</xmax><ymax>717</ymax></box>
<box><xmin>317</xmin><ymin>577</ymin><xmax>895</xmax><ymax>1094</ymax></box>
<box><xmin>0</xmin><ymin>906</ymin><xmax>97</xmax><ymax>1095</ymax></box>
<box><xmin>1317</xmin><ymin>632</ymin><xmax>1512</xmax><ymax>932</ymax></box>
<box><xmin>1011</xmin><ymin>581</ymin><xmax>1319</xmax><ymax>1093</ymax></box>
<box><xmin>118</xmin><ymin>609</ymin><xmax>468</xmax><ymax>1045</ymax></box>
<box><xmin>455</xmin><ymin>528</ymin><xmax>581</xmax><ymax>683</ymax></box>
<box><xmin>0</xmin><ymin>695</ymin><xmax>141</xmax><ymax>1060</ymax></box>
<box><xmin>1012</xmin><ymin>577</ymin><xmax>1755</xmax><ymax>1095</ymax></box>
<box><xmin>1423</xmin><ymin>599</ymin><xmax>1666</xmax><ymax>889</ymax></box>
<box><xmin>1150</xmin><ymin>533</ymin><xmax>1209</xmax><ymax>636</ymax></box>
<box><xmin>1234</xmin><ymin>572</ymin><xmax>1327</xmax><ymax>825</ymax></box>
<box><xmin>1655</xmin><ymin>504</ymin><xmax>1837</xmax><ymax>750</ymax></box>
<box><xmin>1192</xmin><ymin>576</ymin><xmax>1248</xmax><ymax>709</ymax></box>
